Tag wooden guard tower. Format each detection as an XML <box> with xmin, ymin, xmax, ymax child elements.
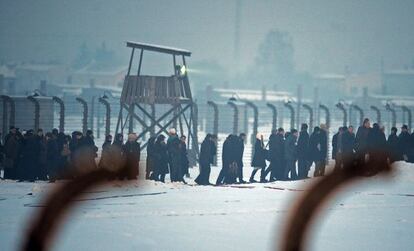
<box><xmin>116</xmin><ymin>41</ymin><xmax>198</xmax><ymax>155</ymax></box>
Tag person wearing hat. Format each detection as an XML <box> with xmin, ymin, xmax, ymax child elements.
<box><xmin>195</xmin><ymin>134</ymin><xmax>216</xmax><ymax>185</ymax></box>
<box><xmin>284</xmin><ymin>129</ymin><xmax>299</xmax><ymax>180</ymax></box>
<box><xmin>387</xmin><ymin>127</ymin><xmax>401</xmax><ymax>163</ymax></box>
<box><xmin>354</xmin><ymin>118</ymin><xmax>371</xmax><ymax>165</ymax></box>
<box><xmin>235</xmin><ymin>133</ymin><xmax>247</xmax><ymax>183</ymax></box>
<box><xmin>3</xmin><ymin>126</ymin><xmax>19</xmax><ymax>179</ymax></box>
<box><xmin>167</xmin><ymin>128</ymin><xmax>183</xmax><ymax>182</ymax></box>
<box><xmin>297</xmin><ymin>123</ymin><xmax>310</xmax><ymax>179</ymax></box>
<box><xmin>315</xmin><ymin>124</ymin><xmax>328</xmax><ymax>176</ymax></box>
<box><xmin>249</xmin><ymin>133</ymin><xmax>267</xmax><ymax>183</ymax></box>
<box><xmin>366</xmin><ymin>123</ymin><xmax>388</xmax><ymax>174</ymax></box>
<box><xmin>153</xmin><ymin>134</ymin><xmax>169</xmax><ymax>182</ymax></box>
<box><xmin>398</xmin><ymin>125</ymin><xmax>412</xmax><ymax>162</ymax></box>
<box><xmin>121</xmin><ymin>133</ymin><xmax>141</xmax><ymax>180</ymax></box>
<box><xmin>264</xmin><ymin>128</ymin><xmax>285</xmax><ymax>181</ymax></box>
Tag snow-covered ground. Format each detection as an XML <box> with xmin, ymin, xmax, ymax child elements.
<box><xmin>1</xmin><ymin>162</ymin><xmax>414</xmax><ymax>251</ymax></box>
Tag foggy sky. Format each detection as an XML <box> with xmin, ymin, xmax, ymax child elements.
<box><xmin>1</xmin><ymin>0</ymin><xmax>414</xmax><ymax>76</ymax></box>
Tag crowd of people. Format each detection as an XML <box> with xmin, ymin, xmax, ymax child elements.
<box><xmin>0</xmin><ymin>117</ymin><xmax>413</xmax><ymax>184</ymax></box>
<box><xmin>0</xmin><ymin>126</ymin><xmax>141</xmax><ymax>182</ymax></box>
<box><xmin>203</xmin><ymin>118</ymin><xmax>414</xmax><ymax>185</ymax></box>
<box><xmin>211</xmin><ymin>123</ymin><xmax>328</xmax><ymax>185</ymax></box>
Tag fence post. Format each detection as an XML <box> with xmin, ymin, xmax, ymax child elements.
<box><xmin>245</xmin><ymin>101</ymin><xmax>258</xmax><ymax>145</ymax></box>
<box><xmin>302</xmin><ymin>104</ymin><xmax>313</xmax><ymax>130</ymax></box>
<box><xmin>207</xmin><ymin>101</ymin><xmax>219</xmax><ymax>136</ymax></box>
<box><xmin>350</xmin><ymin>104</ymin><xmax>364</xmax><ymax>126</ymax></box>
<box><xmin>27</xmin><ymin>96</ymin><xmax>40</xmax><ymax>131</ymax></box>
<box><xmin>52</xmin><ymin>96</ymin><xmax>65</xmax><ymax>133</ymax></box>
<box><xmin>98</xmin><ymin>97</ymin><xmax>111</xmax><ymax>136</ymax></box>
<box><xmin>266</xmin><ymin>103</ymin><xmax>278</xmax><ymax>131</ymax></box>
<box><xmin>385</xmin><ymin>103</ymin><xmax>396</xmax><ymax>128</ymax></box>
<box><xmin>284</xmin><ymin>102</ymin><xmax>295</xmax><ymax>130</ymax></box>
<box><xmin>227</xmin><ymin>101</ymin><xmax>239</xmax><ymax>135</ymax></box>
<box><xmin>318</xmin><ymin>104</ymin><xmax>330</xmax><ymax>129</ymax></box>
<box><xmin>401</xmin><ymin>106</ymin><xmax>412</xmax><ymax>130</ymax></box>
<box><xmin>76</xmin><ymin>97</ymin><xmax>88</xmax><ymax>135</ymax></box>
<box><xmin>1</xmin><ymin>95</ymin><xmax>16</xmax><ymax>137</ymax></box>
<box><xmin>370</xmin><ymin>105</ymin><xmax>381</xmax><ymax>125</ymax></box>
<box><xmin>336</xmin><ymin>103</ymin><xmax>347</xmax><ymax>126</ymax></box>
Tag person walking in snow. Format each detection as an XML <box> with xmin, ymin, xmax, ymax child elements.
<box><xmin>297</xmin><ymin>123</ymin><xmax>310</xmax><ymax>179</ymax></box>
<box><xmin>195</xmin><ymin>134</ymin><xmax>216</xmax><ymax>185</ymax></box>
<box><xmin>249</xmin><ymin>133</ymin><xmax>267</xmax><ymax>183</ymax></box>
<box><xmin>284</xmin><ymin>129</ymin><xmax>298</xmax><ymax>180</ymax></box>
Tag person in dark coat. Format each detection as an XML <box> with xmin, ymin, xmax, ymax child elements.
<box><xmin>249</xmin><ymin>134</ymin><xmax>267</xmax><ymax>183</ymax></box>
<box><xmin>179</xmin><ymin>135</ymin><xmax>189</xmax><ymax>181</ymax></box>
<box><xmin>59</xmin><ymin>134</ymin><xmax>72</xmax><ymax>178</ymax></box>
<box><xmin>98</xmin><ymin>134</ymin><xmax>113</xmax><ymax>170</ymax></box>
<box><xmin>235</xmin><ymin>133</ymin><xmax>246</xmax><ymax>183</ymax></box>
<box><xmin>264</xmin><ymin>128</ymin><xmax>285</xmax><ymax>181</ymax></box>
<box><xmin>75</xmin><ymin>130</ymin><xmax>98</xmax><ymax>173</ymax></box>
<box><xmin>18</xmin><ymin>130</ymin><xmax>40</xmax><ymax>181</ymax></box>
<box><xmin>366</xmin><ymin>123</ymin><xmax>388</xmax><ymax>175</ymax></box>
<box><xmin>332</xmin><ymin>127</ymin><xmax>341</xmax><ymax>161</ymax></box>
<box><xmin>101</xmin><ymin>135</ymin><xmax>113</xmax><ymax>152</ymax></box>
<box><xmin>153</xmin><ymin>135</ymin><xmax>169</xmax><ymax>182</ymax></box>
<box><xmin>354</xmin><ymin>118</ymin><xmax>371</xmax><ymax>165</ymax></box>
<box><xmin>146</xmin><ymin>136</ymin><xmax>156</xmax><ymax>180</ymax></box>
<box><xmin>167</xmin><ymin>128</ymin><xmax>182</xmax><ymax>182</ymax></box>
<box><xmin>216</xmin><ymin>134</ymin><xmax>239</xmax><ymax>185</ymax></box>
<box><xmin>297</xmin><ymin>123</ymin><xmax>310</xmax><ymax>179</ymax></box>
<box><xmin>45</xmin><ymin>133</ymin><xmax>60</xmax><ymax>182</ymax></box>
<box><xmin>3</xmin><ymin>126</ymin><xmax>20</xmax><ymax>179</ymax></box>
<box><xmin>387</xmin><ymin>127</ymin><xmax>400</xmax><ymax>163</ymax></box>
<box><xmin>35</xmin><ymin>129</ymin><xmax>48</xmax><ymax>180</ymax></box>
<box><xmin>69</xmin><ymin>131</ymin><xmax>82</xmax><ymax>175</ymax></box>
<box><xmin>341</xmin><ymin>126</ymin><xmax>356</xmax><ymax>170</ymax></box>
<box><xmin>398</xmin><ymin>125</ymin><xmax>411</xmax><ymax>162</ymax></box>
<box><xmin>121</xmin><ymin>133</ymin><xmax>140</xmax><ymax>180</ymax></box>
<box><xmin>284</xmin><ymin>129</ymin><xmax>298</xmax><ymax>180</ymax></box>
<box><xmin>308</xmin><ymin>127</ymin><xmax>321</xmax><ymax>175</ymax></box>
<box><xmin>83</xmin><ymin>129</ymin><xmax>98</xmax><ymax>164</ymax></box>
<box><xmin>195</xmin><ymin>134</ymin><xmax>216</xmax><ymax>185</ymax></box>
<box><xmin>314</xmin><ymin>124</ymin><xmax>328</xmax><ymax>176</ymax></box>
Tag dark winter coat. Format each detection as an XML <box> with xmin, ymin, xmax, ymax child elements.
<box><xmin>123</xmin><ymin>141</ymin><xmax>141</xmax><ymax>179</ymax></box>
<box><xmin>222</xmin><ymin>135</ymin><xmax>239</xmax><ymax>167</ymax></box>
<box><xmin>398</xmin><ymin>131</ymin><xmax>412</xmax><ymax>160</ymax></box>
<box><xmin>268</xmin><ymin>134</ymin><xmax>284</xmax><ymax>161</ymax></box>
<box><xmin>235</xmin><ymin>137</ymin><xmax>244</xmax><ymax>168</ymax></box>
<box><xmin>387</xmin><ymin>133</ymin><xmax>401</xmax><ymax>162</ymax></box>
<box><xmin>46</xmin><ymin>138</ymin><xmax>60</xmax><ymax>179</ymax></box>
<box><xmin>4</xmin><ymin>134</ymin><xmax>19</xmax><ymax>167</ymax></box>
<box><xmin>167</xmin><ymin>135</ymin><xmax>181</xmax><ymax>179</ymax></box>
<box><xmin>18</xmin><ymin>134</ymin><xmax>41</xmax><ymax>180</ymax></box>
<box><xmin>342</xmin><ymin>131</ymin><xmax>355</xmax><ymax>154</ymax></box>
<box><xmin>367</xmin><ymin>127</ymin><xmax>388</xmax><ymax>164</ymax></box>
<box><xmin>355</xmin><ymin>126</ymin><xmax>370</xmax><ymax>155</ymax></box>
<box><xmin>284</xmin><ymin>134</ymin><xmax>297</xmax><ymax>160</ymax></box>
<box><xmin>308</xmin><ymin>131</ymin><xmax>322</xmax><ymax>162</ymax></box>
<box><xmin>332</xmin><ymin>132</ymin><xmax>339</xmax><ymax>160</ymax></box>
<box><xmin>179</xmin><ymin>141</ymin><xmax>189</xmax><ymax>174</ymax></box>
<box><xmin>251</xmin><ymin>139</ymin><xmax>267</xmax><ymax>168</ymax></box>
<box><xmin>146</xmin><ymin>137</ymin><xmax>156</xmax><ymax>175</ymax></box>
<box><xmin>297</xmin><ymin>130</ymin><xmax>309</xmax><ymax>160</ymax></box>
<box><xmin>319</xmin><ymin>129</ymin><xmax>328</xmax><ymax>160</ymax></box>
<box><xmin>199</xmin><ymin>138</ymin><xmax>215</xmax><ymax>166</ymax></box>
<box><xmin>154</xmin><ymin>141</ymin><xmax>169</xmax><ymax>175</ymax></box>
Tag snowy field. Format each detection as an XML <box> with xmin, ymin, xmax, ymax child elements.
<box><xmin>1</xmin><ymin>162</ymin><xmax>414</xmax><ymax>251</ymax></box>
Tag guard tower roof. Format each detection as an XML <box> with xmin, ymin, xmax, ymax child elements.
<box><xmin>126</xmin><ymin>41</ymin><xmax>191</xmax><ymax>57</ymax></box>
